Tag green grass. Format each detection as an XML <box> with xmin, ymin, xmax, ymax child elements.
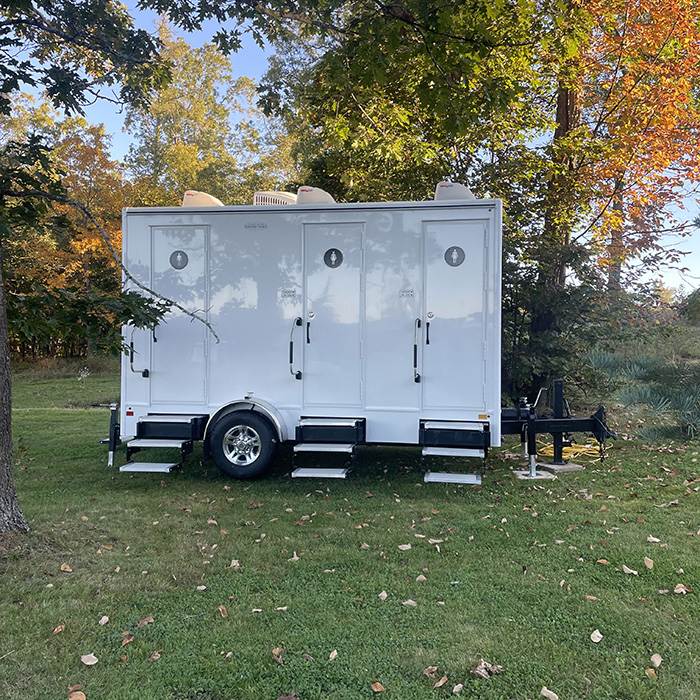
<box><xmin>3</xmin><ymin>370</ymin><xmax>700</xmax><ymax>699</ymax></box>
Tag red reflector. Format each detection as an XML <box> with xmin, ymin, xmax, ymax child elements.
<box><xmin>126</xmin><ymin>411</ymin><xmax>134</xmax><ymax>416</ymax></box>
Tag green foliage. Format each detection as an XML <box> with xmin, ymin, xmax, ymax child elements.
<box><xmin>680</xmin><ymin>288</ymin><xmax>700</xmax><ymax>326</ymax></box>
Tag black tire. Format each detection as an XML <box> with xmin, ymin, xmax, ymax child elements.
<box><xmin>209</xmin><ymin>411</ymin><xmax>277</xmax><ymax>479</ymax></box>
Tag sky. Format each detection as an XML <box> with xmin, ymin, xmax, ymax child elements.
<box><xmin>81</xmin><ymin>4</ymin><xmax>700</xmax><ymax>293</ymax></box>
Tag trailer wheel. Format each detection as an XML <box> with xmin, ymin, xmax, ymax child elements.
<box><xmin>210</xmin><ymin>411</ymin><xmax>277</xmax><ymax>478</ymax></box>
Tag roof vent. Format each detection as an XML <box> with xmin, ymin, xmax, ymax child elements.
<box><xmin>296</xmin><ymin>186</ymin><xmax>336</xmax><ymax>204</ymax></box>
<box><xmin>434</xmin><ymin>181</ymin><xmax>475</xmax><ymax>201</ymax></box>
<box><xmin>182</xmin><ymin>190</ymin><xmax>224</xmax><ymax>207</ymax></box>
<box><xmin>253</xmin><ymin>191</ymin><xmax>298</xmax><ymax>205</ymax></box>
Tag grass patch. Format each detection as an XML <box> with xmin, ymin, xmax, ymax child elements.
<box><xmin>3</xmin><ymin>371</ymin><xmax>700</xmax><ymax>699</ymax></box>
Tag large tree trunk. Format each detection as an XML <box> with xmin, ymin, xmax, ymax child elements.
<box><xmin>0</xmin><ymin>238</ymin><xmax>29</xmax><ymax>533</ymax></box>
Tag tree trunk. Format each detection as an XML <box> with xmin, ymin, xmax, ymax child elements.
<box><xmin>607</xmin><ymin>177</ymin><xmax>624</xmax><ymax>289</ymax></box>
<box><xmin>0</xmin><ymin>238</ymin><xmax>29</xmax><ymax>533</ymax></box>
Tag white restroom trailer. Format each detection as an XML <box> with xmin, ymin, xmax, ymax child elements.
<box><xmin>118</xmin><ymin>186</ymin><xmax>502</xmax><ymax>483</ymax></box>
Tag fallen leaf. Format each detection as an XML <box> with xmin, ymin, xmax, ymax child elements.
<box><xmin>378</xmin><ymin>590</ymin><xmax>388</xmax><ymax>601</ymax></box>
<box><xmin>218</xmin><ymin>605</ymin><xmax>228</xmax><ymax>618</ymax></box>
<box><xmin>596</xmin><ymin>559</ymin><xmax>609</xmax><ymax>565</ymax></box>
<box><xmin>272</xmin><ymin>647</ymin><xmax>284</xmax><ymax>665</ymax></box>
<box><xmin>541</xmin><ymin>687</ymin><xmax>559</xmax><ymax>700</ymax></box>
<box><xmin>674</xmin><ymin>583</ymin><xmax>692</xmax><ymax>594</ymax></box>
<box><xmin>470</xmin><ymin>659</ymin><xmax>503</xmax><ymax>678</ymax></box>
<box><xmin>67</xmin><ymin>685</ymin><xmax>82</xmax><ymax>694</ymax></box>
<box><xmin>60</xmin><ymin>563</ymin><xmax>73</xmax><ymax>573</ymax></box>
<box><xmin>590</xmin><ymin>629</ymin><xmax>603</xmax><ymax>643</ymax></box>
<box><xmin>301</xmin><ymin>653</ymin><xmax>314</xmax><ymax>661</ymax></box>
<box><xmin>196</xmin><ymin>585</ymin><xmax>206</xmax><ymax>591</ymax></box>
<box><xmin>288</xmin><ymin>551</ymin><xmax>300</xmax><ymax>562</ymax></box>
<box><xmin>644</xmin><ymin>557</ymin><xmax>654</xmax><ymax>570</ymax></box>
<box><xmin>80</xmin><ymin>653</ymin><xmax>98</xmax><ymax>666</ymax></box>
<box><xmin>148</xmin><ymin>650</ymin><xmax>162</xmax><ymax>662</ymax></box>
<box><xmin>229</xmin><ymin>559</ymin><xmax>241</xmax><ymax>570</ymax></box>
<box><xmin>434</xmin><ymin>675</ymin><xmax>448</xmax><ymax>689</ymax></box>
<box><xmin>68</xmin><ymin>692</ymin><xmax>86</xmax><ymax>700</ymax></box>
<box><xmin>251</xmin><ymin>608</ymin><xmax>263</xmax><ymax>613</ymax></box>
<box><xmin>452</xmin><ymin>683</ymin><xmax>463</xmax><ymax>694</ymax></box>
<box><xmin>371</xmin><ymin>682</ymin><xmax>386</xmax><ymax>692</ymax></box>
<box><xmin>398</xmin><ymin>544</ymin><xmax>412</xmax><ymax>551</ymax></box>
<box><xmin>52</xmin><ymin>624</ymin><xmax>65</xmax><ymax>635</ymax></box>
<box><xmin>98</xmin><ymin>616</ymin><xmax>109</xmax><ymax>626</ymax></box>
<box><xmin>622</xmin><ymin>565</ymin><xmax>638</xmax><ymax>575</ymax></box>
<box><xmin>403</xmin><ymin>599</ymin><xmax>418</xmax><ymax>607</ymax></box>
<box><xmin>651</xmin><ymin>653</ymin><xmax>663</xmax><ymax>668</ymax></box>
<box><xmin>137</xmin><ymin>615</ymin><xmax>154</xmax><ymax>628</ymax></box>
<box><xmin>645</xmin><ymin>668</ymin><xmax>657</xmax><ymax>679</ymax></box>
<box><xmin>121</xmin><ymin>633</ymin><xmax>135</xmax><ymax>646</ymax></box>
<box><xmin>360</xmin><ymin>543</ymin><xmax>370</xmax><ymax>550</ymax></box>
<box><xmin>647</xmin><ymin>535</ymin><xmax>661</xmax><ymax>543</ymax></box>
<box><xmin>207</xmin><ymin>518</ymin><xmax>218</xmax><ymax>525</ymax></box>
<box><xmin>585</xmin><ymin>595</ymin><xmax>598</xmax><ymax>601</ymax></box>
<box><xmin>428</xmin><ymin>538</ymin><xmax>444</xmax><ymax>545</ymax></box>
<box><xmin>416</xmin><ymin>574</ymin><xmax>427</xmax><ymax>582</ymax></box>
<box><xmin>423</xmin><ymin>666</ymin><xmax>438</xmax><ymax>678</ymax></box>
<box><xmin>275</xmin><ymin>606</ymin><xmax>288</xmax><ymax>611</ymax></box>
<box><xmin>329</xmin><ymin>649</ymin><xmax>338</xmax><ymax>661</ymax></box>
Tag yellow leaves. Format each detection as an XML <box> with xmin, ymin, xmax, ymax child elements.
<box><xmin>371</xmin><ymin>681</ymin><xmax>386</xmax><ymax>692</ymax></box>
<box><xmin>60</xmin><ymin>562</ymin><xmax>73</xmax><ymax>573</ymax></box>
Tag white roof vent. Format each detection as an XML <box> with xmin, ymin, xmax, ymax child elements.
<box><xmin>296</xmin><ymin>186</ymin><xmax>336</xmax><ymax>204</ymax></box>
<box><xmin>182</xmin><ymin>190</ymin><xmax>224</xmax><ymax>207</ymax></box>
<box><xmin>253</xmin><ymin>191</ymin><xmax>298</xmax><ymax>205</ymax></box>
<box><xmin>434</xmin><ymin>181</ymin><xmax>475</xmax><ymax>201</ymax></box>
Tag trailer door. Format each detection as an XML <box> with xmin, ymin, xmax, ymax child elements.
<box><xmin>150</xmin><ymin>225</ymin><xmax>208</xmax><ymax>405</ymax></box>
<box><xmin>423</xmin><ymin>219</ymin><xmax>487</xmax><ymax>410</ymax></box>
<box><xmin>303</xmin><ymin>223</ymin><xmax>363</xmax><ymax>407</ymax></box>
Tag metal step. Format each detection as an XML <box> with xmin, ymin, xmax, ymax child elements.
<box><xmin>424</xmin><ymin>471</ymin><xmax>482</xmax><ymax>485</ymax></box>
<box><xmin>423</xmin><ymin>421</ymin><xmax>486</xmax><ymax>430</ymax></box>
<box><xmin>139</xmin><ymin>414</ymin><xmax>207</xmax><ymax>423</ymax></box>
<box><xmin>422</xmin><ymin>447</ymin><xmax>486</xmax><ymax>458</ymax></box>
<box><xmin>127</xmin><ymin>438</ymin><xmax>190</xmax><ymax>449</ymax></box>
<box><xmin>298</xmin><ymin>417</ymin><xmax>360</xmax><ymax>428</ymax></box>
<box><xmin>293</xmin><ymin>443</ymin><xmax>355</xmax><ymax>453</ymax></box>
<box><xmin>120</xmin><ymin>462</ymin><xmax>179</xmax><ymax>473</ymax></box>
<box><xmin>291</xmin><ymin>467</ymin><xmax>350</xmax><ymax>479</ymax></box>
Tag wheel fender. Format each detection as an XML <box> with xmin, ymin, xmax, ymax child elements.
<box><xmin>205</xmin><ymin>399</ymin><xmax>287</xmax><ymax>447</ymax></box>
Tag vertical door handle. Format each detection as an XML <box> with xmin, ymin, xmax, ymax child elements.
<box><xmin>289</xmin><ymin>317</ymin><xmax>302</xmax><ymax>379</ymax></box>
<box><xmin>413</xmin><ymin>318</ymin><xmax>421</xmax><ymax>383</ymax></box>
<box><xmin>129</xmin><ymin>328</ymin><xmax>149</xmax><ymax>378</ymax></box>
<box><xmin>426</xmin><ymin>321</ymin><xmax>430</xmax><ymax>345</ymax></box>
<box><xmin>306</xmin><ymin>321</ymin><xmax>311</xmax><ymax>344</ymax></box>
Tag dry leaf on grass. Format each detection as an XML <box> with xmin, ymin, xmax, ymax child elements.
<box><xmin>651</xmin><ymin>653</ymin><xmax>663</xmax><ymax>668</ymax></box>
<box><xmin>645</xmin><ymin>668</ymin><xmax>657</xmax><ymax>679</ymax></box>
<box><xmin>647</xmin><ymin>535</ymin><xmax>661</xmax><ymax>543</ymax></box>
<box><xmin>301</xmin><ymin>653</ymin><xmax>314</xmax><ymax>661</ymax></box>
<box><xmin>452</xmin><ymin>683</ymin><xmax>463</xmax><ymax>694</ymax></box>
<box><xmin>229</xmin><ymin>559</ymin><xmax>241</xmax><ymax>570</ymax></box>
<box><xmin>218</xmin><ymin>605</ymin><xmax>228</xmax><ymax>618</ymax></box>
<box><xmin>60</xmin><ymin>563</ymin><xmax>73</xmax><ymax>572</ymax></box>
<box><xmin>52</xmin><ymin>624</ymin><xmax>65</xmax><ymax>635</ymax></box>
<box><xmin>622</xmin><ymin>565</ymin><xmax>638</xmax><ymax>575</ymax></box>
<box><xmin>644</xmin><ymin>557</ymin><xmax>654</xmax><ymax>570</ymax></box>
<box><xmin>98</xmin><ymin>615</ymin><xmax>109</xmax><ymax>626</ymax></box>
<box><xmin>272</xmin><ymin>647</ymin><xmax>284</xmax><ymax>665</ymax></box>
<box><xmin>541</xmin><ymin>687</ymin><xmax>559</xmax><ymax>700</ymax></box>
<box><xmin>68</xmin><ymin>692</ymin><xmax>86</xmax><ymax>700</ymax></box>
<box><xmin>398</xmin><ymin>544</ymin><xmax>412</xmax><ymax>551</ymax></box>
<box><xmin>371</xmin><ymin>682</ymin><xmax>386</xmax><ymax>692</ymax></box>
<box><xmin>121</xmin><ymin>633</ymin><xmax>135</xmax><ymax>646</ymax></box>
<box><xmin>378</xmin><ymin>590</ymin><xmax>388</xmax><ymax>601</ymax></box>
<box><xmin>423</xmin><ymin>666</ymin><xmax>438</xmax><ymax>678</ymax></box>
<box><xmin>276</xmin><ymin>692</ymin><xmax>297</xmax><ymax>700</ymax></box>
<box><xmin>275</xmin><ymin>606</ymin><xmax>288</xmax><ymax>612</ymax></box>
<box><xmin>590</xmin><ymin>629</ymin><xmax>603</xmax><ymax>643</ymax></box>
<box><xmin>416</xmin><ymin>574</ymin><xmax>427</xmax><ymax>582</ymax></box>
<box><xmin>196</xmin><ymin>585</ymin><xmax>206</xmax><ymax>591</ymax></box>
<box><xmin>207</xmin><ymin>518</ymin><xmax>218</xmax><ymax>525</ymax></box>
<box><xmin>360</xmin><ymin>543</ymin><xmax>370</xmax><ymax>550</ymax></box>
<box><xmin>329</xmin><ymin>649</ymin><xmax>338</xmax><ymax>661</ymax></box>
<box><xmin>288</xmin><ymin>552</ymin><xmax>300</xmax><ymax>562</ymax></box>
<box><xmin>433</xmin><ymin>675</ymin><xmax>448</xmax><ymax>689</ymax></box>
<box><xmin>470</xmin><ymin>659</ymin><xmax>502</xmax><ymax>678</ymax></box>
<box><xmin>137</xmin><ymin>615</ymin><xmax>154</xmax><ymax>628</ymax></box>
<box><xmin>674</xmin><ymin>583</ymin><xmax>692</xmax><ymax>594</ymax></box>
<box><xmin>403</xmin><ymin>599</ymin><xmax>418</xmax><ymax>607</ymax></box>
<box><xmin>148</xmin><ymin>650</ymin><xmax>162</xmax><ymax>662</ymax></box>
<box><xmin>80</xmin><ymin>653</ymin><xmax>98</xmax><ymax>666</ymax></box>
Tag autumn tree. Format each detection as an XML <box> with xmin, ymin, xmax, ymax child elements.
<box><xmin>0</xmin><ymin>0</ymin><xmax>168</xmax><ymax>533</ymax></box>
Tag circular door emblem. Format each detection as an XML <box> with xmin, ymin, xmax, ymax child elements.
<box><xmin>444</xmin><ymin>246</ymin><xmax>465</xmax><ymax>267</ymax></box>
<box><xmin>170</xmin><ymin>250</ymin><xmax>189</xmax><ymax>270</ymax></box>
<box><xmin>324</xmin><ymin>248</ymin><xmax>343</xmax><ymax>268</ymax></box>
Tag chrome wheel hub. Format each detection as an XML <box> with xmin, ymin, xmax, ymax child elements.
<box><xmin>223</xmin><ymin>425</ymin><xmax>262</xmax><ymax>466</ymax></box>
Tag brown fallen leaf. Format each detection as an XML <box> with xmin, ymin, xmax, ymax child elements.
<box><xmin>596</xmin><ymin>559</ymin><xmax>609</xmax><ymax>565</ymax></box>
<box><xmin>207</xmin><ymin>518</ymin><xmax>218</xmax><ymax>525</ymax></box>
<box><xmin>645</xmin><ymin>668</ymin><xmax>657</xmax><ymax>679</ymax></box>
<box><xmin>402</xmin><ymin>599</ymin><xmax>418</xmax><ymax>607</ymax></box>
<box><xmin>148</xmin><ymin>650</ymin><xmax>162</xmax><ymax>662</ymax></box>
<box><xmin>272</xmin><ymin>647</ymin><xmax>284</xmax><ymax>665</ymax></box>
<box><xmin>329</xmin><ymin>649</ymin><xmax>338</xmax><ymax>661</ymax></box>
<box><xmin>644</xmin><ymin>557</ymin><xmax>654</xmax><ymax>570</ymax></box>
<box><xmin>452</xmin><ymin>683</ymin><xmax>463</xmax><ymax>694</ymax></box>
<box><xmin>60</xmin><ymin>563</ymin><xmax>73</xmax><ymax>573</ymax></box>
<box><xmin>218</xmin><ymin>605</ymin><xmax>228</xmax><ymax>618</ymax></box>
<box><xmin>647</xmin><ymin>535</ymin><xmax>661</xmax><ymax>543</ymax></box>
<box><xmin>433</xmin><ymin>675</ymin><xmax>448</xmax><ymax>689</ymax></box>
<box><xmin>301</xmin><ymin>653</ymin><xmax>314</xmax><ymax>661</ymax></box>
<box><xmin>674</xmin><ymin>583</ymin><xmax>692</xmax><ymax>594</ymax></box>
<box><xmin>398</xmin><ymin>544</ymin><xmax>412</xmax><ymax>551</ymax></box>
<box><xmin>98</xmin><ymin>615</ymin><xmax>109</xmax><ymax>626</ymax></box>
<box><xmin>585</xmin><ymin>595</ymin><xmax>598</xmax><ymax>601</ymax></box>
<box><xmin>80</xmin><ymin>653</ymin><xmax>98</xmax><ymax>666</ymax></box>
<box><xmin>137</xmin><ymin>615</ymin><xmax>154</xmax><ymax>628</ymax></box>
<box><xmin>541</xmin><ymin>687</ymin><xmax>559</xmax><ymax>700</ymax></box>
<box><xmin>622</xmin><ymin>565</ymin><xmax>638</xmax><ymax>576</ymax></box>
<box><xmin>371</xmin><ymin>682</ymin><xmax>386</xmax><ymax>692</ymax></box>
<box><xmin>68</xmin><ymin>692</ymin><xmax>86</xmax><ymax>700</ymax></box>
<box><xmin>416</xmin><ymin>574</ymin><xmax>427</xmax><ymax>582</ymax></box>
<box><xmin>590</xmin><ymin>629</ymin><xmax>603</xmax><ymax>643</ymax></box>
<box><xmin>196</xmin><ymin>585</ymin><xmax>206</xmax><ymax>591</ymax></box>
<box><xmin>378</xmin><ymin>590</ymin><xmax>388</xmax><ymax>601</ymax></box>
<box><xmin>288</xmin><ymin>552</ymin><xmax>300</xmax><ymax>562</ymax></box>
<box><xmin>423</xmin><ymin>665</ymin><xmax>438</xmax><ymax>678</ymax></box>
<box><xmin>470</xmin><ymin>659</ymin><xmax>503</xmax><ymax>678</ymax></box>
<box><xmin>651</xmin><ymin>653</ymin><xmax>663</xmax><ymax>668</ymax></box>
<box><xmin>52</xmin><ymin>624</ymin><xmax>65</xmax><ymax>635</ymax></box>
<box><xmin>275</xmin><ymin>606</ymin><xmax>288</xmax><ymax>612</ymax></box>
<box><xmin>229</xmin><ymin>559</ymin><xmax>241</xmax><ymax>570</ymax></box>
<box><xmin>121</xmin><ymin>633</ymin><xmax>135</xmax><ymax>646</ymax></box>
<box><xmin>276</xmin><ymin>692</ymin><xmax>297</xmax><ymax>700</ymax></box>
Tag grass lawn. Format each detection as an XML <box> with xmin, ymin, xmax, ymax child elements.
<box><xmin>3</xmin><ymin>368</ymin><xmax>700</xmax><ymax>700</ymax></box>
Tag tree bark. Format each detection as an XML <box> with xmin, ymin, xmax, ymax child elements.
<box><xmin>607</xmin><ymin>177</ymin><xmax>624</xmax><ymax>289</ymax></box>
<box><xmin>0</xmin><ymin>238</ymin><xmax>29</xmax><ymax>533</ymax></box>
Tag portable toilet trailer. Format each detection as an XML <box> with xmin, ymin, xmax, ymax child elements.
<box><xmin>118</xmin><ymin>184</ymin><xmax>502</xmax><ymax>483</ymax></box>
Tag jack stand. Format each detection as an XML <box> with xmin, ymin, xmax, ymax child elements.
<box><xmin>514</xmin><ymin>404</ymin><xmax>555</xmax><ymax>480</ymax></box>
<box><xmin>540</xmin><ymin>380</ymin><xmax>583</xmax><ymax>474</ymax></box>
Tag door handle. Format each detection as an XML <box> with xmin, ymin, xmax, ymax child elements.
<box><xmin>289</xmin><ymin>317</ymin><xmax>302</xmax><ymax>379</ymax></box>
<box><xmin>129</xmin><ymin>328</ymin><xmax>149</xmax><ymax>378</ymax></box>
<box><xmin>426</xmin><ymin>321</ymin><xmax>430</xmax><ymax>345</ymax></box>
<box><xmin>306</xmin><ymin>321</ymin><xmax>311</xmax><ymax>344</ymax></box>
<box><xmin>413</xmin><ymin>318</ymin><xmax>421</xmax><ymax>383</ymax></box>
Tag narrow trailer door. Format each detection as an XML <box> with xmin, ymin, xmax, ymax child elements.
<box><xmin>303</xmin><ymin>223</ymin><xmax>363</xmax><ymax>407</ymax></box>
<box><xmin>422</xmin><ymin>219</ymin><xmax>488</xmax><ymax>411</ymax></box>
